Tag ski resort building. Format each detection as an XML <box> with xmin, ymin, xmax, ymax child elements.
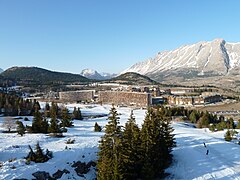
<box><xmin>99</xmin><ymin>91</ymin><xmax>152</xmax><ymax>107</ymax></box>
<box><xmin>167</xmin><ymin>93</ymin><xmax>222</xmax><ymax>106</ymax></box>
<box><xmin>59</xmin><ymin>90</ymin><xmax>95</xmax><ymax>102</ymax></box>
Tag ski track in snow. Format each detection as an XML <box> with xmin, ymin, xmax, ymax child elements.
<box><xmin>166</xmin><ymin>123</ymin><xmax>240</xmax><ymax>180</ymax></box>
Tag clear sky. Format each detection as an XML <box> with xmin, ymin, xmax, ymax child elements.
<box><xmin>1</xmin><ymin>0</ymin><xmax>240</xmax><ymax>74</ymax></box>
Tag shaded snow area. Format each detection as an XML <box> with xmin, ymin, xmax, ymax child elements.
<box><xmin>0</xmin><ymin>104</ymin><xmax>240</xmax><ymax>179</ymax></box>
<box><xmin>166</xmin><ymin>122</ymin><xmax>240</xmax><ymax>180</ymax></box>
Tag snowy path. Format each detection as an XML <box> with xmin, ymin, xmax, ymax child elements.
<box><xmin>166</xmin><ymin>123</ymin><xmax>240</xmax><ymax>180</ymax></box>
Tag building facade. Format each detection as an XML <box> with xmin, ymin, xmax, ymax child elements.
<box><xmin>59</xmin><ymin>90</ymin><xmax>95</xmax><ymax>102</ymax></box>
<box><xmin>99</xmin><ymin>91</ymin><xmax>152</xmax><ymax>107</ymax></box>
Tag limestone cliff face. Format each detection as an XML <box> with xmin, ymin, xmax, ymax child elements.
<box><xmin>122</xmin><ymin>39</ymin><xmax>240</xmax><ymax>81</ymax></box>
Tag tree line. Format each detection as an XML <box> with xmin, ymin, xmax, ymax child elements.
<box><xmin>159</xmin><ymin>107</ymin><xmax>240</xmax><ymax>130</ymax></box>
<box><xmin>2</xmin><ymin>101</ymin><xmax>83</xmax><ymax>137</ymax></box>
<box><xmin>0</xmin><ymin>92</ymin><xmax>39</xmax><ymax>116</ymax></box>
<box><xmin>97</xmin><ymin>106</ymin><xmax>176</xmax><ymax>179</ymax></box>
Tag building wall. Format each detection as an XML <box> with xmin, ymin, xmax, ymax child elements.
<box><xmin>99</xmin><ymin>91</ymin><xmax>152</xmax><ymax>107</ymax></box>
<box><xmin>59</xmin><ymin>90</ymin><xmax>95</xmax><ymax>102</ymax></box>
<box><xmin>167</xmin><ymin>94</ymin><xmax>222</xmax><ymax>106</ymax></box>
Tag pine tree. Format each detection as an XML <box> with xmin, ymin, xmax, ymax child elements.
<box><xmin>44</xmin><ymin>102</ymin><xmax>50</xmax><ymax>117</ymax></box>
<box><xmin>32</xmin><ymin>108</ymin><xmax>43</xmax><ymax>133</ymax></box>
<box><xmin>40</xmin><ymin>118</ymin><xmax>49</xmax><ymax>134</ymax></box>
<box><xmin>140</xmin><ymin>108</ymin><xmax>175</xmax><ymax>179</ymax></box>
<box><xmin>140</xmin><ymin>108</ymin><xmax>157</xmax><ymax>179</ymax></box>
<box><xmin>189</xmin><ymin>110</ymin><xmax>199</xmax><ymax>123</ymax></box>
<box><xmin>26</xmin><ymin>142</ymin><xmax>53</xmax><ymax>163</ymax></box>
<box><xmin>237</xmin><ymin>119</ymin><xmax>240</xmax><ymax>129</ymax></box>
<box><xmin>60</xmin><ymin>107</ymin><xmax>73</xmax><ymax>128</ymax></box>
<box><xmin>32</xmin><ymin>107</ymin><xmax>49</xmax><ymax>133</ymax></box>
<box><xmin>94</xmin><ymin>122</ymin><xmax>102</xmax><ymax>132</ymax></box>
<box><xmin>158</xmin><ymin>109</ymin><xmax>176</xmax><ymax>169</ymax></box>
<box><xmin>97</xmin><ymin>105</ymin><xmax>123</xmax><ymax>180</ymax></box>
<box><xmin>16</xmin><ymin>121</ymin><xmax>26</xmax><ymax>136</ymax></box>
<box><xmin>224</xmin><ymin>130</ymin><xmax>232</xmax><ymax>141</ymax></box>
<box><xmin>73</xmin><ymin>107</ymin><xmax>83</xmax><ymax>120</ymax></box>
<box><xmin>48</xmin><ymin>102</ymin><xmax>61</xmax><ymax>136</ymax></box>
<box><xmin>121</xmin><ymin>110</ymin><xmax>141</xmax><ymax>179</ymax></box>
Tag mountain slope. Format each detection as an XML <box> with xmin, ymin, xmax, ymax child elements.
<box><xmin>122</xmin><ymin>39</ymin><xmax>240</xmax><ymax>81</ymax></box>
<box><xmin>80</xmin><ymin>69</ymin><xmax>105</xmax><ymax>80</ymax></box>
<box><xmin>108</xmin><ymin>72</ymin><xmax>157</xmax><ymax>85</ymax></box>
<box><xmin>0</xmin><ymin>68</ymin><xmax>3</xmax><ymax>73</ymax></box>
<box><xmin>1</xmin><ymin>66</ymin><xmax>90</xmax><ymax>85</ymax></box>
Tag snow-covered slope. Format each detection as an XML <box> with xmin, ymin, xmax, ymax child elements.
<box><xmin>122</xmin><ymin>39</ymin><xmax>240</xmax><ymax>80</ymax></box>
<box><xmin>0</xmin><ymin>104</ymin><xmax>239</xmax><ymax>179</ymax></box>
<box><xmin>166</xmin><ymin>123</ymin><xmax>240</xmax><ymax>179</ymax></box>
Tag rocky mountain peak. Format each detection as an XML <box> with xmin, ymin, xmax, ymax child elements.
<box><xmin>122</xmin><ymin>38</ymin><xmax>240</xmax><ymax>81</ymax></box>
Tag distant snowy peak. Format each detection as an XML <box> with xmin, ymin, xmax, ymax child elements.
<box><xmin>80</xmin><ymin>69</ymin><xmax>104</xmax><ymax>80</ymax></box>
<box><xmin>122</xmin><ymin>38</ymin><xmax>240</xmax><ymax>79</ymax></box>
<box><xmin>100</xmin><ymin>72</ymin><xmax>118</xmax><ymax>79</ymax></box>
<box><xmin>0</xmin><ymin>68</ymin><xmax>3</xmax><ymax>73</ymax></box>
<box><xmin>80</xmin><ymin>69</ymin><xmax>116</xmax><ymax>80</ymax></box>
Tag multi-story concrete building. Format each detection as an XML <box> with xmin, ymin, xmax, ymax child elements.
<box><xmin>167</xmin><ymin>93</ymin><xmax>222</xmax><ymax>106</ymax></box>
<box><xmin>99</xmin><ymin>91</ymin><xmax>152</xmax><ymax>107</ymax></box>
<box><xmin>59</xmin><ymin>90</ymin><xmax>95</xmax><ymax>102</ymax></box>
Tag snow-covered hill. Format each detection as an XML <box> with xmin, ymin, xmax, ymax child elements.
<box><xmin>0</xmin><ymin>104</ymin><xmax>240</xmax><ymax>179</ymax></box>
<box><xmin>122</xmin><ymin>39</ymin><xmax>240</xmax><ymax>80</ymax></box>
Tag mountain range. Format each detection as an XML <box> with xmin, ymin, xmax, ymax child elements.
<box><xmin>0</xmin><ymin>68</ymin><xmax>3</xmax><ymax>73</ymax></box>
<box><xmin>0</xmin><ymin>66</ymin><xmax>153</xmax><ymax>87</ymax></box>
<box><xmin>122</xmin><ymin>38</ymin><xmax>240</xmax><ymax>90</ymax></box>
<box><xmin>80</xmin><ymin>69</ymin><xmax>117</xmax><ymax>80</ymax></box>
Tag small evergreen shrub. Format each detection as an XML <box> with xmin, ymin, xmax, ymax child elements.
<box><xmin>94</xmin><ymin>122</ymin><xmax>102</xmax><ymax>132</ymax></box>
<box><xmin>66</xmin><ymin>138</ymin><xmax>75</xmax><ymax>144</ymax></box>
<box><xmin>25</xmin><ymin>142</ymin><xmax>53</xmax><ymax>163</ymax></box>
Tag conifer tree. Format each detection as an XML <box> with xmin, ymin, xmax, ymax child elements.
<box><xmin>26</xmin><ymin>142</ymin><xmax>53</xmax><ymax>163</ymax></box>
<box><xmin>158</xmin><ymin>109</ymin><xmax>176</xmax><ymax>168</ymax></box>
<box><xmin>237</xmin><ymin>119</ymin><xmax>240</xmax><ymax>129</ymax></box>
<box><xmin>60</xmin><ymin>107</ymin><xmax>73</xmax><ymax>128</ymax></box>
<box><xmin>16</xmin><ymin>121</ymin><xmax>26</xmax><ymax>136</ymax></box>
<box><xmin>48</xmin><ymin>102</ymin><xmax>61</xmax><ymax>136</ymax></box>
<box><xmin>140</xmin><ymin>108</ymin><xmax>157</xmax><ymax>179</ymax></box>
<box><xmin>94</xmin><ymin>122</ymin><xmax>102</xmax><ymax>132</ymax></box>
<box><xmin>32</xmin><ymin>108</ymin><xmax>43</xmax><ymax>133</ymax></box>
<box><xmin>224</xmin><ymin>130</ymin><xmax>232</xmax><ymax>141</ymax></box>
<box><xmin>140</xmin><ymin>108</ymin><xmax>175</xmax><ymax>179</ymax></box>
<box><xmin>44</xmin><ymin>102</ymin><xmax>50</xmax><ymax>117</ymax></box>
<box><xmin>40</xmin><ymin>118</ymin><xmax>49</xmax><ymax>134</ymax></box>
<box><xmin>121</xmin><ymin>110</ymin><xmax>141</xmax><ymax>179</ymax></box>
<box><xmin>73</xmin><ymin>107</ymin><xmax>83</xmax><ymax>120</ymax></box>
<box><xmin>97</xmin><ymin>105</ymin><xmax>122</xmax><ymax>180</ymax></box>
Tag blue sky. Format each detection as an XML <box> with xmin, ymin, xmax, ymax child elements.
<box><xmin>1</xmin><ymin>0</ymin><xmax>240</xmax><ymax>74</ymax></box>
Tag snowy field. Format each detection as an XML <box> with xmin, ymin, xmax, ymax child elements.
<box><xmin>166</xmin><ymin>123</ymin><xmax>240</xmax><ymax>180</ymax></box>
<box><xmin>0</xmin><ymin>104</ymin><xmax>240</xmax><ymax>179</ymax></box>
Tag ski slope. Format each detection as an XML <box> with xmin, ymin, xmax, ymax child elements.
<box><xmin>166</xmin><ymin>122</ymin><xmax>240</xmax><ymax>180</ymax></box>
<box><xmin>0</xmin><ymin>104</ymin><xmax>240</xmax><ymax>179</ymax></box>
